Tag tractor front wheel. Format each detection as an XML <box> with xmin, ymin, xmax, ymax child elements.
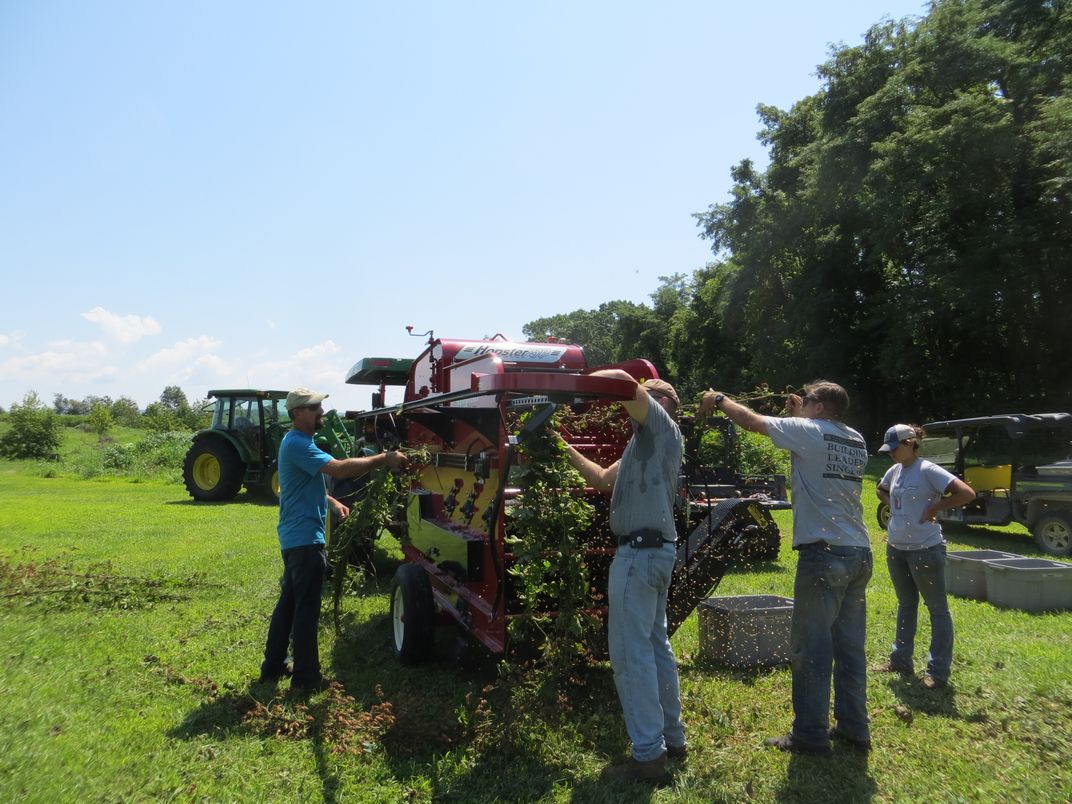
<box><xmin>390</xmin><ymin>564</ymin><xmax>434</xmax><ymax>664</ymax></box>
<box><xmin>1033</xmin><ymin>511</ymin><xmax>1072</xmax><ymax>557</ymax></box>
<box><xmin>260</xmin><ymin>463</ymin><xmax>281</xmax><ymax>503</ymax></box>
<box><xmin>183</xmin><ymin>439</ymin><xmax>244</xmax><ymax>502</ymax></box>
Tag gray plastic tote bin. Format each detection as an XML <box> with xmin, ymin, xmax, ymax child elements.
<box><xmin>983</xmin><ymin>557</ymin><xmax>1072</xmax><ymax>612</ymax></box>
<box><xmin>699</xmin><ymin>595</ymin><xmax>793</xmax><ymax>667</ymax></box>
<box><xmin>945</xmin><ymin>549</ymin><xmax>1021</xmax><ymax>600</ymax></box>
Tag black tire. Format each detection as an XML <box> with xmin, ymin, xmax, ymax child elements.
<box><xmin>876</xmin><ymin>502</ymin><xmax>891</xmax><ymax>531</ymax></box>
<box><xmin>1033</xmin><ymin>511</ymin><xmax>1072</xmax><ymax>557</ymax></box>
<box><xmin>260</xmin><ymin>463</ymin><xmax>280</xmax><ymax>503</ymax></box>
<box><xmin>182</xmin><ymin>439</ymin><xmax>244</xmax><ymax>502</ymax></box>
<box><xmin>389</xmin><ymin>564</ymin><xmax>434</xmax><ymax>664</ymax></box>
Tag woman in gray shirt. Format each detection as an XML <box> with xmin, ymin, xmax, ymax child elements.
<box><xmin>875</xmin><ymin>424</ymin><xmax>976</xmax><ymax>688</ymax></box>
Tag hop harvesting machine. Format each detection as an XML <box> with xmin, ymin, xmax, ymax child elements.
<box><xmin>343</xmin><ymin>334</ymin><xmax>789</xmax><ymax>663</ymax></box>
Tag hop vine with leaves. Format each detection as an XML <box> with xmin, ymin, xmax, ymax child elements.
<box><xmin>327</xmin><ymin>447</ymin><xmax>429</xmax><ymax>631</ymax></box>
<box><xmin>505</xmin><ymin>409</ymin><xmax>599</xmax><ymax>678</ymax></box>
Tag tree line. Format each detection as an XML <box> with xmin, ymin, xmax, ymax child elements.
<box><xmin>526</xmin><ymin>0</ymin><xmax>1072</xmax><ymax>441</ymax></box>
<box><xmin>47</xmin><ymin>385</ymin><xmax>206</xmax><ymax>430</ymax></box>
<box><xmin>0</xmin><ymin>386</ymin><xmax>209</xmax><ymax>460</ymax></box>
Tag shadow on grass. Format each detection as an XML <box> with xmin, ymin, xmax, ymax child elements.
<box><xmin>163</xmin><ymin>494</ymin><xmax>277</xmax><ymax>507</ymax></box>
<box><xmin>167</xmin><ymin>681</ymin><xmax>350</xmax><ymax>803</ymax></box>
<box><xmin>776</xmin><ymin>748</ymin><xmax>876</xmax><ymax>803</ymax></box>
<box><xmin>944</xmin><ymin>525</ymin><xmax>1042</xmax><ymax>557</ymax></box>
<box><xmin>681</xmin><ymin>660</ymin><xmax>788</xmax><ymax>688</ymax></box>
<box><xmin>886</xmin><ymin>674</ymin><xmax>961</xmax><ymax>719</ymax></box>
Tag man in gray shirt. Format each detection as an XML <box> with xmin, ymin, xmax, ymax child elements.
<box><xmin>701</xmin><ymin>381</ymin><xmax>872</xmax><ymax>754</ymax></box>
<box><xmin>565</xmin><ymin>371</ymin><xmax>685</xmax><ymax>786</ymax></box>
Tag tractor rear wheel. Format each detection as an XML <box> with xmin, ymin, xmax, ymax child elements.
<box><xmin>1033</xmin><ymin>511</ymin><xmax>1072</xmax><ymax>557</ymax></box>
<box><xmin>390</xmin><ymin>564</ymin><xmax>434</xmax><ymax>664</ymax></box>
<box><xmin>183</xmin><ymin>439</ymin><xmax>244</xmax><ymax>502</ymax></box>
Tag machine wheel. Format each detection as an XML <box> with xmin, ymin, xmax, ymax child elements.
<box><xmin>389</xmin><ymin>564</ymin><xmax>434</xmax><ymax>664</ymax></box>
<box><xmin>260</xmin><ymin>463</ymin><xmax>281</xmax><ymax>503</ymax></box>
<box><xmin>876</xmin><ymin>502</ymin><xmax>891</xmax><ymax>531</ymax></box>
<box><xmin>1033</xmin><ymin>511</ymin><xmax>1072</xmax><ymax>557</ymax></box>
<box><xmin>183</xmin><ymin>439</ymin><xmax>244</xmax><ymax>502</ymax></box>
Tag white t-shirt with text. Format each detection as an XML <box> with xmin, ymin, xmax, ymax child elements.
<box><xmin>765</xmin><ymin>416</ymin><xmax>870</xmax><ymax>549</ymax></box>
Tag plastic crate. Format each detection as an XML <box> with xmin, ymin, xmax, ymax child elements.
<box><xmin>983</xmin><ymin>558</ymin><xmax>1072</xmax><ymax>612</ymax></box>
<box><xmin>945</xmin><ymin>549</ymin><xmax>1022</xmax><ymax>600</ymax></box>
<box><xmin>698</xmin><ymin>595</ymin><xmax>793</xmax><ymax>668</ymax></box>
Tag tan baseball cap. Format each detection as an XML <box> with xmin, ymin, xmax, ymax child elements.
<box><xmin>641</xmin><ymin>378</ymin><xmax>679</xmax><ymax>409</ymax></box>
<box><xmin>286</xmin><ymin>387</ymin><xmax>329</xmax><ymax>411</ymax></box>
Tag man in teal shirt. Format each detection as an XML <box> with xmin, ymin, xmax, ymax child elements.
<box><xmin>260</xmin><ymin>387</ymin><xmax>406</xmax><ymax>692</ymax></box>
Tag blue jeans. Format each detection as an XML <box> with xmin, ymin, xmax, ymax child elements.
<box><xmin>607</xmin><ymin>543</ymin><xmax>685</xmax><ymax>762</ymax></box>
<box><xmin>886</xmin><ymin>543</ymin><xmax>953</xmax><ymax>682</ymax></box>
<box><xmin>262</xmin><ymin>543</ymin><xmax>327</xmax><ymax>686</ymax></box>
<box><xmin>790</xmin><ymin>543</ymin><xmax>873</xmax><ymax>746</ymax></box>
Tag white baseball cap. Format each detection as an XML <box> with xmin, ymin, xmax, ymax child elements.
<box><xmin>878</xmin><ymin>424</ymin><xmax>916</xmax><ymax>452</ymax></box>
<box><xmin>286</xmin><ymin>387</ymin><xmax>329</xmax><ymax>412</ymax></box>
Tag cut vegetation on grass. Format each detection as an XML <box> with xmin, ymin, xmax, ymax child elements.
<box><xmin>0</xmin><ymin>452</ymin><xmax>1069</xmax><ymax>802</ymax></box>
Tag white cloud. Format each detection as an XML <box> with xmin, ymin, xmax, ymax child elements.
<box><xmin>243</xmin><ymin>340</ymin><xmax>345</xmax><ymax>396</ymax></box>
<box><xmin>0</xmin><ymin>331</ymin><xmax>24</xmax><ymax>348</ymax></box>
<box><xmin>82</xmin><ymin>306</ymin><xmax>162</xmax><ymax>344</ymax></box>
<box><xmin>0</xmin><ymin>340</ymin><xmax>118</xmax><ymax>386</ymax></box>
<box><xmin>137</xmin><ymin>336</ymin><xmax>231</xmax><ymax>384</ymax></box>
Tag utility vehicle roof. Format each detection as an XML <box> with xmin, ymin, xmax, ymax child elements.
<box><xmin>924</xmin><ymin>413</ymin><xmax>1072</xmax><ymax>435</ymax></box>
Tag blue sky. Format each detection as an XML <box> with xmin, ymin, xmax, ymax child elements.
<box><xmin>0</xmin><ymin>1</ymin><xmax>926</xmax><ymax>411</ymax></box>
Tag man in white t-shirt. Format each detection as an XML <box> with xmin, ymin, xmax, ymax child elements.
<box><xmin>701</xmin><ymin>380</ymin><xmax>872</xmax><ymax>754</ymax></box>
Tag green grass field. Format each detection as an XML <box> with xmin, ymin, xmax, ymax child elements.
<box><xmin>0</xmin><ymin>443</ymin><xmax>1070</xmax><ymax>803</ymax></box>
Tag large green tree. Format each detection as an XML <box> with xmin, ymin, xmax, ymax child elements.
<box><xmin>692</xmin><ymin>0</ymin><xmax>1071</xmax><ymax>434</ymax></box>
<box><xmin>527</xmin><ymin>0</ymin><xmax>1071</xmax><ymax>437</ymax></box>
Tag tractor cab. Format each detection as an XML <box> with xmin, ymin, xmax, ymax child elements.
<box><xmin>877</xmin><ymin>413</ymin><xmax>1072</xmax><ymax>556</ymax></box>
<box><xmin>206</xmin><ymin>391</ymin><xmax>289</xmax><ymax>465</ymax></box>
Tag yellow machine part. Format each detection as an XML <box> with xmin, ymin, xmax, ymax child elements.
<box><xmin>964</xmin><ymin>464</ymin><xmax>1012</xmax><ymax>493</ymax></box>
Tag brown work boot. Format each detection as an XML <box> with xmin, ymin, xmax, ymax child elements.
<box><xmin>600</xmin><ymin>753</ymin><xmax>671</xmax><ymax>786</ymax></box>
<box><xmin>666</xmin><ymin>743</ymin><xmax>687</xmax><ymax>760</ymax></box>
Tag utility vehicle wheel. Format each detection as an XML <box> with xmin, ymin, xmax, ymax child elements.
<box><xmin>876</xmin><ymin>502</ymin><xmax>891</xmax><ymax>531</ymax></box>
<box><xmin>1033</xmin><ymin>512</ymin><xmax>1072</xmax><ymax>557</ymax></box>
<box><xmin>183</xmin><ymin>439</ymin><xmax>244</xmax><ymax>502</ymax></box>
<box><xmin>390</xmin><ymin>564</ymin><xmax>434</xmax><ymax>664</ymax></box>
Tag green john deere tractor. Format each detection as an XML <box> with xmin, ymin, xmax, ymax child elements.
<box><xmin>182</xmin><ymin>389</ymin><xmax>356</xmax><ymax>503</ymax></box>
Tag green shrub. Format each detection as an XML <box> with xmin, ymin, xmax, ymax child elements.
<box><xmin>81</xmin><ymin>431</ymin><xmax>191</xmax><ymax>479</ymax></box>
<box><xmin>137</xmin><ymin>431</ymin><xmax>191</xmax><ymax>470</ymax></box>
<box><xmin>88</xmin><ymin>404</ymin><xmax>114</xmax><ymax>439</ymax></box>
<box><xmin>697</xmin><ymin>418</ymin><xmax>790</xmax><ymax>477</ymax></box>
<box><xmin>100</xmin><ymin>443</ymin><xmax>136</xmax><ymax>471</ymax></box>
<box><xmin>0</xmin><ymin>392</ymin><xmax>61</xmax><ymax>460</ymax></box>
